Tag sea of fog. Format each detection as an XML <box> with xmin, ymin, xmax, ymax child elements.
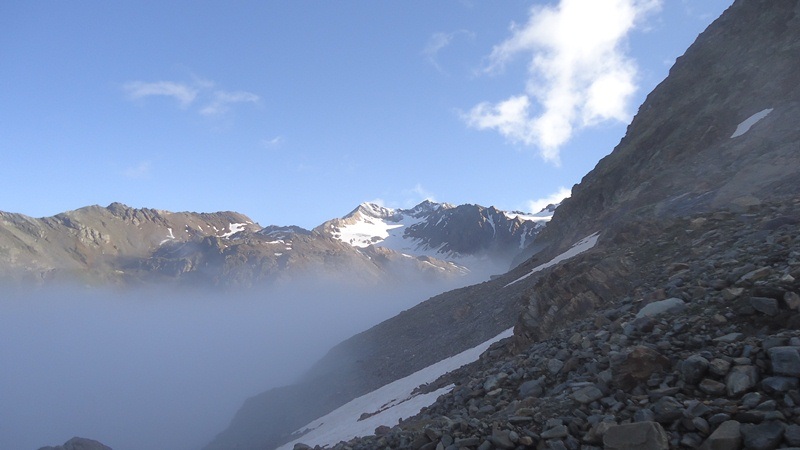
<box><xmin>0</xmin><ymin>275</ymin><xmax>474</xmax><ymax>450</ymax></box>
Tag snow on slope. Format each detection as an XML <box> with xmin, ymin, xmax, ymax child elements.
<box><xmin>219</xmin><ymin>222</ymin><xmax>251</xmax><ymax>238</ymax></box>
<box><xmin>505</xmin><ymin>232</ymin><xmax>600</xmax><ymax>287</ymax></box>
<box><xmin>730</xmin><ymin>108</ymin><xmax>773</xmax><ymax>138</ymax></box>
<box><xmin>278</xmin><ymin>328</ymin><xmax>515</xmax><ymax>450</ymax></box>
<box><xmin>330</xmin><ymin>202</ymin><xmax>550</xmax><ymax>261</ymax></box>
<box><xmin>503</xmin><ymin>207</ymin><xmax>554</xmax><ymax>223</ymax></box>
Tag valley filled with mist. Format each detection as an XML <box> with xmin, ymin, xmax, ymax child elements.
<box><xmin>0</xmin><ymin>276</ymin><xmax>471</xmax><ymax>450</ymax></box>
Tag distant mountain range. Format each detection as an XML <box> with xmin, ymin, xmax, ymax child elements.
<box><xmin>0</xmin><ymin>200</ymin><xmax>553</xmax><ymax>288</ymax></box>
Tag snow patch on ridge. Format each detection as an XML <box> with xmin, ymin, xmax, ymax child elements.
<box><xmin>505</xmin><ymin>232</ymin><xmax>600</xmax><ymax>287</ymax></box>
<box><xmin>504</xmin><ymin>210</ymin><xmax>553</xmax><ymax>223</ymax></box>
<box><xmin>278</xmin><ymin>328</ymin><xmax>515</xmax><ymax>450</ymax></box>
<box><xmin>159</xmin><ymin>227</ymin><xmax>176</xmax><ymax>245</ymax></box>
<box><xmin>219</xmin><ymin>222</ymin><xmax>249</xmax><ymax>238</ymax></box>
<box><xmin>731</xmin><ymin>108</ymin><xmax>773</xmax><ymax>138</ymax></box>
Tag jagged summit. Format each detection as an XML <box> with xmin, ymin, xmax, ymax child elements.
<box><xmin>406</xmin><ymin>199</ymin><xmax>454</xmax><ymax>217</ymax></box>
<box><xmin>342</xmin><ymin>200</ymin><xmax>454</xmax><ymax>222</ymax></box>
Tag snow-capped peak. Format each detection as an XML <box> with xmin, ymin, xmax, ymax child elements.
<box><xmin>320</xmin><ymin>201</ymin><xmax>553</xmax><ymax>266</ymax></box>
<box><xmin>347</xmin><ymin>203</ymin><xmax>399</xmax><ymax>221</ymax></box>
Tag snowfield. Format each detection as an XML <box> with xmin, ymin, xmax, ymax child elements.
<box><xmin>505</xmin><ymin>232</ymin><xmax>600</xmax><ymax>287</ymax></box>
<box><xmin>278</xmin><ymin>328</ymin><xmax>515</xmax><ymax>450</ymax></box>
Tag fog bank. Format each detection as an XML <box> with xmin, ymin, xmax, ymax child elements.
<box><xmin>0</xmin><ymin>275</ymin><xmax>470</xmax><ymax>450</ymax></box>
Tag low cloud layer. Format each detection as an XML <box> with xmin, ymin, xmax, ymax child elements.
<box><xmin>0</xmin><ymin>274</ymin><xmax>482</xmax><ymax>450</ymax></box>
<box><xmin>464</xmin><ymin>0</ymin><xmax>661</xmax><ymax>162</ymax></box>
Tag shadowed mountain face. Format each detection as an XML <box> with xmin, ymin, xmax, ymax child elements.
<box><xmin>533</xmin><ymin>0</ymin><xmax>800</xmax><ymax>257</ymax></box>
<box><xmin>0</xmin><ymin>201</ymin><xmax>544</xmax><ymax>289</ymax></box>
<box><xmin>206</xmin><ymin>1</ymin><xmax>800</xmax><ymax>449</ymax></box>
<box><xmin>511</xmin><ymin>0</ymin><xmax>800</xmax><ymax>345</ymax></box>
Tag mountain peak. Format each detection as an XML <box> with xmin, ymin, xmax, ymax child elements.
<box><xmin>347</xmin><ymin>202</ymin><xmax>398</xmax><ymax>220</ymax></box>
<box><xmin>407</xmin><ymin>200</ymin><xmax>453</xmax><ymax>217</ymax></box>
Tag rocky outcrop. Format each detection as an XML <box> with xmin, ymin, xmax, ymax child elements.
<box><xmin>37</xmin><ymin>437</ymin><xmax>112</xmax><ymax>450</ymax></box>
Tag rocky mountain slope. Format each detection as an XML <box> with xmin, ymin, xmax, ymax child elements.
<box><xmin>316</xmin><ymin>196</ymin><xmax>800</xmax><ymax>450</ymax></box>
<box><xmin>206</xmin><ymin>0</ymin><xmax>800</xmax><ymax>449</ymax></box>
<box><xmin>0</xmin><ymin>201</ymin><xmax>543</xmax><ymax>289</ymax></box>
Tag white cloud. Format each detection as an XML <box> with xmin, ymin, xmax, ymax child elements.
<box><xmin>423</xmin><ymin>30</ymin><xmax>474</xmax><ymax>73</ymax></box>
<box><xmin>527</xmin><ymin>186</ymin><xmax>571</xmax><ymax>213</ymax></box>
<box><xmin>200</xmin><ymin>90</ymin><xmax>260</xmax><ymax>116</ymax></box>
<box><xmin>123</xmin><ymin>161</ymin><xmax>152</xmax><ymax>179</ymax></box>
<box><xmin>123</xmin><ymin>81</ymin><xmax>198</xmax><ymax>108</ymax></box>
<box><xmin>465</xmin><ymin>0</ymin><xmax>660</xmax><ymax>162</ymax></box>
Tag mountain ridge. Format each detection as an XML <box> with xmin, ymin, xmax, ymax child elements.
<box><xmin>0</xmin><ymin>200</ymin><xmax>549</xmax><ymax>289</ymax></box>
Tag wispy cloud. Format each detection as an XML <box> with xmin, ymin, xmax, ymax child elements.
<box><xmin>423</xmin><ymin>30</ymin><xmax>474</xmax><ymax>73</ymax></box>
<box><xmin>123</xmin><ymin>81</ymin><xmax>198</xmax><ymax>108</ymax></box>
<box><xmin>123</xmin><ymin>77</ymin><xmax>259</xmax><ymax>117</ymax></box>
<box><xmin>402</xmin><ymin>183</ymin><xmax>437</xmax><ymax>207</ymax></box>
<box><xmin>527</xmin><ymin>186</ymin><xmax>571</xmax><ymax>213</ymax></box>
<box><xmin>123</xmin><ymin>160</ymin><xmax>152</xmax><ymax>179</ymax></box>
<box><xmin>464</xmin><ymin>0</ymin><xmax>661</xmax><ymax>163</ymax></box>
<box><xmin>262</xmin><ymin>136</ymin><xmax>284</xmax><ymax>148</ymax></box>
<box><xmin>200</xmin><ymin>90</ymin><xmax>260</xmax><ymax>116</ymax></box>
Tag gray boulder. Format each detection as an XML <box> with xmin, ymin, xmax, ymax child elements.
<box><xmin>603</xmin><ymin>421</ymin><xmax>669</xmax><ymax>450</ymax></box>
<box><xmin>767</xmin><ymin>346</ymin><xmax>800</xmax><ymax>377</ymax></box>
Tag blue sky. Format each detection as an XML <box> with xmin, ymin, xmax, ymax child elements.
<box><xmin>1</xmin><ymin>0</ymin><xmax>732</xmax><ymax>229</ymax></box>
